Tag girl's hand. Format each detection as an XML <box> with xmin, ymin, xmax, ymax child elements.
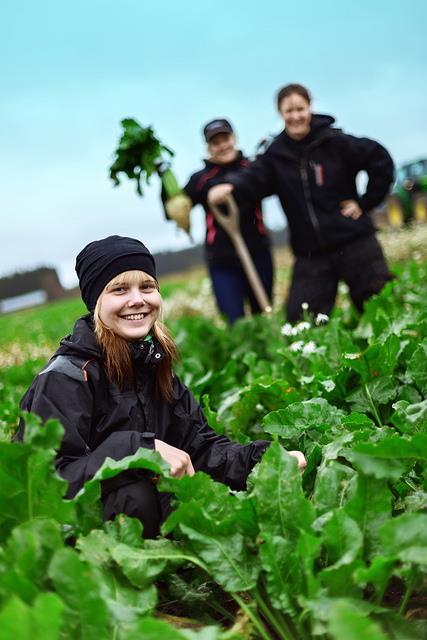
<box><xmin>155</xmin><ymin>439</ymin><xmax>195</xmax><ymax>478</ymax></box>
<box><xmin>340</xmin><ymin>199</ymin><xmax>362</xmax><ymax>220</ymax></box>
<box><xmin>288</xmin><ymin>450</ymin><xmax>307</xmax><ymax>473</ymax></box>
<box><xmin>207</xmin><ymin>183</ymin><xmax>234</xmax><ymax>205</ymax></box>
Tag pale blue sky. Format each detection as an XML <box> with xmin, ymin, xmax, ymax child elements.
<box><xmin>2</xmin><ymin>0</ymin><xmax>426</xmax><ymax>286</ymax></box>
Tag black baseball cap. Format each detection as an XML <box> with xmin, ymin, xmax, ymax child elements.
<box><xmin>203</xmin><ymin>118</ymin><xmax>234</xmax><ymax>142</ymax></box>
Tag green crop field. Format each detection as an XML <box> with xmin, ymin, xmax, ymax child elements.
<box><xmin>0</xmin><ymin>225</ymin><xmax>426</xmax><ymax>639</ymax></box>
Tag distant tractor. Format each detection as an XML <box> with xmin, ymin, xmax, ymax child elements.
<box><xmin>385</xmin><ymin>158</ymin><xmax>427</xmax><ymax>227</ymax></box>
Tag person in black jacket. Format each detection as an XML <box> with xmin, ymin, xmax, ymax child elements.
<box><xmin>164</xmin><ymin>118</ymin><xmax>273</xmax><ymax>324</ymax></box>
<box><xmin>207</xmin><ymin>85</ymin><xmax>395</xmax><ymax>322</ymax></box>
<box><xmin>18</xmin><ymin>235</ymin><xmax>306</xmax><ymax>537</ymax></box>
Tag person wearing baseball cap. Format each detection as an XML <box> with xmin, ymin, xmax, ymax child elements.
<box><xmin>164</xmin><ymin>118</ymin><xmax>274</xmax><ymax>324</ymax></box>
<box><xmin>202</xmin><ymin>118</ymin><xmax>234</xmax><ymax>141</ymax></box>
<box><xmin>207</xmin><ymin>84</ymin><xmax>395</xmax><ymax>323</ymax></box>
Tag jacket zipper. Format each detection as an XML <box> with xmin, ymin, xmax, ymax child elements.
<box><xmin>137</xmin><ymin>371</ymin><xmax>156</xmax><ymax>439</ymax></box>
<box><xmin>290</xmin><ymin>129</ymin><xmax>338</xmax><ymax>250</ymax></box>
<box><xmin>300</xmin><ymin>160</ymin><xmax>323</xmax><ymax>246</ymax></box>
<box><xmin>299</xmin><ymin>131</ymin><xmax>336</xmax><ymax>250</ymax></box>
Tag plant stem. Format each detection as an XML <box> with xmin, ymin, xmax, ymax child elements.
<box><xmin>403</xmin><ymin>477</ymin><xmax>418</xmax><ymax>492</ymax></box>
<box><xmin>254</xmin><ymin>588</ymin><xmax>295</xmax><ymax>640</ymax></box>
<box><xmin>278</xmin><ymin>605</ymin><xmax>308</xmax><ymax>640</ymax></box>
<box><xmin>399</xmin><ymin>578</ymin><xmax>414</xmax><ymax>616</ymax></box>
<box><xmin>161</xmin><ymin>168</ymin><xmax>182</xmax><ymax>198</ymax></box>
<box><xmin>256</xmin><ymin>596</ymin><xmax>289</xmax><ymax>639</ymax></box>
<box><xmin>363</xmin><ymin>384</ymin><xmax>383</xmax><ymax>428</ymax></box>
<box><xmin>206</xmin><ymin>600</ymin><xmax>235</xmax><ymax>623</ymax></box>
<box><xmin>375</xmin><ymin>581</ymin><xmax>388</xmax><ymax>606</ymax></box>
<box><xmin>232</xmin><ymin>593</ymin><xmax>271</xmax><ymax>640</ymax></box>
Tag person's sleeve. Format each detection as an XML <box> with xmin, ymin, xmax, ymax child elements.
<box><xmin>344</xmin><ymin>134</ymin><xmax>395</xmax><ymax>212</ymax></box>
<box><xmin>228</xmin><ymin>154</ymin><xmax>276</xmax><ymax>201</ymax></box>
<box><xmin>172</xmin><ymin>377</ymin><xmax>270</xmax><ymax>490</ymax></box>
<box><xmin>183</xmin><ymin>173</ymin><xmax>201</xmax><ymax>206</ymax></box>
<box><xmin>21</xmin><ymin>369</ymin><xmax>155</xmax><ymax>498</ymax></box>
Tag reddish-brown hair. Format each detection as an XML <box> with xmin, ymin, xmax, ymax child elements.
<box><xmin>93</xmin><ymin>270</ymin><xmax>178</xmax><ymax>401</ymax></box>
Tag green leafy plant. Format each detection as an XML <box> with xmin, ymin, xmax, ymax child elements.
<box><xmin>109</xmin><ymin>118</ymin><xmax>182</xmax><ymax>198</ymax></box>
<box><xmin>1</xmin><ymin>259</ymin><xmax>427</xmax><ymax>637</ymax></box>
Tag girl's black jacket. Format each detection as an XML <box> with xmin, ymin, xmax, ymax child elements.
<box><xmin>18</xmin><ymin>316</ymin><xmax>269</xmax><ymax>498</ymax></box>
<box><xmin>184</xmin><ymin>151</ymin><xmax>270</xmax><ymax>265</ymax></box>
<box><xmin>228</xmin><ymin>115</ymin><xmax>395</xmax><ymax>257</ymax></box>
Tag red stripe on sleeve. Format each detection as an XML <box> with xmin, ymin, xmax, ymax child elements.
<box><xmin>206</xmin><ymin>211</ymin><xmax>217</xmax><ymax>244</ymax></box>
<box><xmin>196</xmin><ymin>166</ymin><xmax>221</xmax><ymax>192</ymax></box>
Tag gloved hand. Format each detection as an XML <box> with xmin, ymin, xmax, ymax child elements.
<box><xmin>165</xmin><ymin>194</ymin><xmax>193</xmax><ymax>234</ymax></box>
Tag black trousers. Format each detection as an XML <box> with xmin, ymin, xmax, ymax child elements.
<box><xmin>101</xmin><ymin>471</ymin><xmax>171</xmax><ymax>539</ymax></box>
<box><xmin>286</xmin><ymin>235</ymin><xmax>392</xmax><ymax>323</ymax></box>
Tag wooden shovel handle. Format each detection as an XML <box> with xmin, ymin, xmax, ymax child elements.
<box><xmin>209</xmin><ymin>195</ymin><xmax>272</xmax><ymax>314</ymax></box>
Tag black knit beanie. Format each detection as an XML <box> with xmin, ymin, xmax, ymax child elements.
<box><xmin>75</xmin><ymin>235</ymin><xmax>157</xmax><ymax>311</ymax></box>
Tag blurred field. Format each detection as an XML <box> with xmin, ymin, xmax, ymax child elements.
<box><xmin>165</xmin><ymin>222</ymin><xmax>427</xmax><ymax>321</ymax></box>
<box><xmin>1</xmin><ymin>223</ymin><xmax>427</xmax><ymax>370</ymax></box>
<box><xmin>0</xmin><ymin>274</ymin><xmax>198</xmax><ymax>368</ymax></box>
<box><xmin>1</xmin><ymin>223</ymin><xmax>426</xmax><ymax>441</ymax></box>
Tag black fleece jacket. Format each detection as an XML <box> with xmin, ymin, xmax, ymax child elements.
<box><xmin>18</xmin><ymin>316</ymin><xmax>269</xmax><ymax>498</ymax></box>
<box><xmin>228</xmin><ymin>115</ymin><xmax>395</xmax><ymax>256</ymax></box>
<box><xmin>184</xmin><ymin>151</ymin><xmax>270</xmax><ymax>265</ymax></box>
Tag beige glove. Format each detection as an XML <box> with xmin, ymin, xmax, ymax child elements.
<box><xmin>165</xmin><ymin>194</ymin><xmax>193</xmax><ymax>234</ymax></box>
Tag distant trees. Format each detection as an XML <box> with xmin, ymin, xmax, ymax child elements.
<box><xmin>0</xmin><ymin>267</ymin><xmax>65</xmax><ymax>302</ymax></box>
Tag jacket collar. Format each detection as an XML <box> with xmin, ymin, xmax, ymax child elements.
<box><xmin>58</xmin><ymin>314</ymin><xmax>102</xmax><ymax>359</ymax></box>
<box><xmin>58</xmin><ymin>314</ymin><xmax>165</xmax><ymax>369</ymax></box>
<box><xmin>129</xmin><ymin>338</ymin><xmax>166</xmax><ymax>369</ymax></box>
<box><xmin>268</xmin><ymin>114</ymin><xmax>339</xmax><ymax>160</ymax></box>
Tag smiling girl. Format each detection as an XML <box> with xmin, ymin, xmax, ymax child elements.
<box><xmin>18</xmin><ymin>235</ymin><xmax>306</xmax><ymax>538</ymax></box>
